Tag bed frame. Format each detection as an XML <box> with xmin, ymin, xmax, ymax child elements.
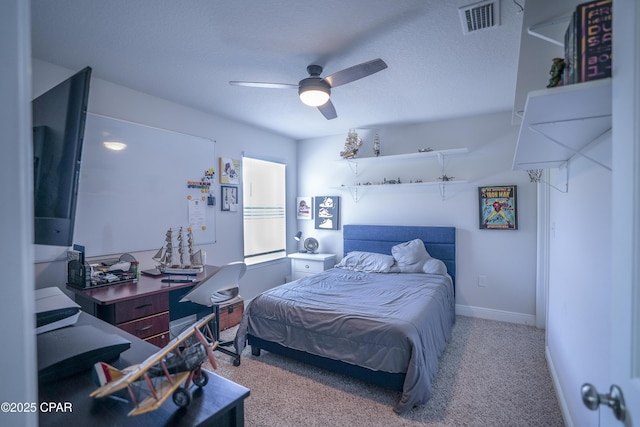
<box><xmin>248</xmin><ymin>224</ymin><xmax>456</xmax><ymax>391</ymax></box>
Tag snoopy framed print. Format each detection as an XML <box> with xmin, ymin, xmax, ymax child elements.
<box><xmin>478</xmin><ymin>185</ymin><xmax>517</xmax><ymax>230</ymax></box>
<box><xmin>314</xmin><ymin>196</ymin><xmax>340</xmax><ymax>230</ymax></box>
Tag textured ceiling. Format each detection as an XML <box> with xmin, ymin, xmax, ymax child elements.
<box><xmin>30</xmin><ymin>0</ymin><xmax>524</xmax><ymax>140</ymax></box>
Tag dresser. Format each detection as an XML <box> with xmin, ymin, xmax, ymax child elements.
<box><xmin>288</xmin><ymin>252</ymin><xmax>336</xmax><ymax>280</ymax></box>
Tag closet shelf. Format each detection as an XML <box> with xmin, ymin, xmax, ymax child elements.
<box><xmin>512</xmin><ymin>78</ymin><xmax>612</xmax><ymax>171</ymax></box>
<box><xmin>527</xmin><ymin>14</ymin><xmax>572</xmax><ymax>47</ymax></box>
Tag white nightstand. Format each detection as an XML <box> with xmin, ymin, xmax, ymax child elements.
<box><xmin>288</xmin><ymin>252</ymin><xmax>336</xmax><ymax>280</ymax></box>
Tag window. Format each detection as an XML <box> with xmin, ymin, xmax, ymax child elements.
<box><xmin>242</xmin><ymin>156</ymin><xmax>286</xmax><ymax>265</ymax></box>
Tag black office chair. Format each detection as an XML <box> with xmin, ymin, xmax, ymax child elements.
<box><xmin>179</xmin><ymin>261</ymin><xmax>246</xmax><ymax>366</ymax></box>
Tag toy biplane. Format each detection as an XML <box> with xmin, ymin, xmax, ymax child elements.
<box><xmin>90</xmin><ymin>313</ymin><xmax>218</xmax><ymax>416</ymax></box>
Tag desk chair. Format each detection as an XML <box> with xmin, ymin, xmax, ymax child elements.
<box><xmin>179</xmin><ymin>261</ymin><xmax>246</xmax><ymax>366</ymax></box>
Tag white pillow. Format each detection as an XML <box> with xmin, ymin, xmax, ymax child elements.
<box><xmin>391</xmin><ymin>239</ymin><xmax>432</xmax><ymax>273</ymax></box>
<box><xmin>423</xmin><ymin>258</ymin><xmax>447</xmax><ymax>275</ymax></box>
<box><xmin>336</xmin><ymin>251</ymin><xmax>396</xmax><ymax>273</ymax></box>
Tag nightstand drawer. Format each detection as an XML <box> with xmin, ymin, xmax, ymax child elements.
<box><xmin>118</xmin><ymin>311</ymin><xmax>169</xmax><ymax>339</ymax></box>
<box><xmin>292</xmin><ymin>258</ymin><xmax>325</xmax><ymax>274</ymax></box>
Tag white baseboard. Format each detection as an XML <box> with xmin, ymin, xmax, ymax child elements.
<box><xmin>455</xmin><ymin>304</ymin><xmax>537</xmax><ymax>326</ymax></box>
<box><xmin>545</xmin><ymin>345</ymin><xmax>573</xmax><ymax>427</ymax></box>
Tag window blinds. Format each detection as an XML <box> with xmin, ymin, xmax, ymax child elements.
<box><xmin>242</xmin><ymin>156</ymin><xmax>286</xmax><ymax>264</ymax></box>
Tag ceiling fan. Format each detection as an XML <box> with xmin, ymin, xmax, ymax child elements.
<box><xmin>229</xmin><ymin>58</ymin><xmax>388</xmax><ymax>120</ymax></box>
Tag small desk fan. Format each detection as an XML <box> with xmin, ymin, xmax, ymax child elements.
<box><xmin>303</xmin><ymin>237</ymin><xmax>319</xmax><ymax>253</ymax></box>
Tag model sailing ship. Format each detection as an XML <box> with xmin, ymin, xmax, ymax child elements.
<box><xmin>153</xmin><ymin>227</ymin><xmax>204</xmax><ymax>275</ymax></box>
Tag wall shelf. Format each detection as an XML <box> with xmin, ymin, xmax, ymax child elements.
<box><xmin>333</xmin><ymin>180</ymin><xmax>468</xmax><ymax>202</ymax></box>
<box><xmin>527</xmin><ymin>14</ymin><xmax>572</xmax><ymax>47</ymax></box>
<box><xmin>512</xmin><ymin>0</ymin><xmax>581</xmax><ymax>124</ymax></box>
<box><xmin>338</xmin><ymin>148</ymin><xmax>468</xmax><ymax>176</ymax></box>
<box><xmin>334</xmin><ymin>148</ymin><xmax>468</xmax><ymax>201</ymax></box>
<box><xmin>512</xmin><ymin>78</ymin><xmax>612</xmax><ymax>172</ymax></box>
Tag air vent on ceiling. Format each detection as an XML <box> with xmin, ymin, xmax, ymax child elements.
<box><xmin>459</xmin><ymin>0</ymin><xmax>500</xmax><ymax>35</ymax></box>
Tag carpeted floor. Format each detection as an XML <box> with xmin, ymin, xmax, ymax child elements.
<box><xmin>206</xmin><ymin>315</ymin><xmax>565</xmax><ymax>427</ymax></box>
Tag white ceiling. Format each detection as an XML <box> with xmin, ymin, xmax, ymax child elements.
<box><xmin>30</xmin><ymin>0</ymin><xmax>524</xmax><ymax>140</ymax></box>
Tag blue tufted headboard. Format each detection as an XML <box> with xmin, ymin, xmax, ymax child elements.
<box><xmin>343</xmin><ymin>224</ymin><xmax>456</xmax><ymax>286</ymax></box>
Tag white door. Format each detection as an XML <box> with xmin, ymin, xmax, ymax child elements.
<box><xmin>590</xmin><ymin>1</ymin><xmax>640</xmax><ymax>425</ymax></box>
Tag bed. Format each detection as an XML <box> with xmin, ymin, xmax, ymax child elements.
<box><xmin>234</xmin><ymin>224</ymin><xmax>456</xmax><ymax>414</ymax></box>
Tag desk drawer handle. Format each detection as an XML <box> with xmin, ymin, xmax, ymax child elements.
<box><xmin>135</xmin><ymin>303</ymin><xmax>152</xmax><ymax>310</ymax></box>
<box><xmin>304</xmin><ymin>264</ymin><xmax>310</xmax><ymax>269</ymax></box>
<box><xmin>137</xmin><ymin>325</ymin><xmax>153</xmax><ymax>332</ymax></box>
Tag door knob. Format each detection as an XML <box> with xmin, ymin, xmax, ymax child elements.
<box><xmin>581</xmin><ymin>383</ymin><xmax>627</xmax><ymax>422</ymax></box>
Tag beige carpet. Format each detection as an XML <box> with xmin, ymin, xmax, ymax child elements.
<box><xmin>206</xmin><ymin>315</ymin><xmax>565</xmax><ymax>426</ymax></box>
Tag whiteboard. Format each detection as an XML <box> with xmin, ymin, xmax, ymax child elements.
<box><xmin>73</xmin><ymin>113</ymin><xmax>216</xmax><ymax>257</ymax></box>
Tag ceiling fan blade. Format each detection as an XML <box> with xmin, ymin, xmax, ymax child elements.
<box><xmin>324</xmin><ymin>58</ymin><xmax>388</xmax><ymax>88</ymax></box>
<box><xmin>229</xmin><ymin>81</ymin><xmax>298</xmax><ymax>89</ymax></box>
<box><xmin>318</xmin><ymin>100</ymin><xmax>337</xmax><ymax>120</ymax></box>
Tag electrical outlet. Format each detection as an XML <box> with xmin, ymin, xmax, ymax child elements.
<box><xmin>478</xmin><ymin>275</ymin><xmax>487</xmax><ymax>287</ymax></box>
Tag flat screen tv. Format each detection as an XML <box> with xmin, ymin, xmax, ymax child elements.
<box><xmin>32</xmin><ymin>66</ymin><xmax>92</xmax><ymax>246</ymax></box>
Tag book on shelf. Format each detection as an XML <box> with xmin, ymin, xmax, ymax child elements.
<box><xmin>562</xmin><ymin>0</ymin><xmax>612</xmax><ymax>85</ymax></box>
<box><xmin>563</xmin><ymin>11</ymin><xmax>577</xmax><ymax>85</ymax></box>
<box><xmin>576</xmin><ymin>0</ymin><xmax>612</xmax><ymax>83</ymax></box>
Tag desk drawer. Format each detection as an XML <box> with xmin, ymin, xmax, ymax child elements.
<box><xmin>146</xmin><ymin>331</ymin><xmax>170</xmax><ymax>348</ymax></box>
<box><xmin>292</xmin><ymin>259</ymin><xmax>324</xmax><ymax>274</ymax></box>
<box><xmin>118</xmin><ymin>311</ymin><xmax>169</xmax><ymax>339</ymax></box>
<box><xmin>114</xmin><ymin>293</ymin><xmax>169</xmax><ymax>324</ymax></box>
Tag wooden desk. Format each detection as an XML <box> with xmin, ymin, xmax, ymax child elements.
<box><xmin>38</xmin><ymin>312</ymin><xmax>250</xmax><ymax>427</ymax></box>
<box><xmin>69</xmin><ymin>266</ymin><xmax>220</xmax><ymax>347</ymax></box>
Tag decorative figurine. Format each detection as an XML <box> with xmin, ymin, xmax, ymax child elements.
<box><xmin>547</xmin><ymin>57</ymin><xmax>565</xmax><ymax>88</ymax></box>
<box><xmin>91</xmin><ymin>313</ymin><xmax>219</xmax><ymax>416</ymax></box>
<box><xmin>373</xmin><ymin>133</ymin><xmax>381</xmax><ymax>157</ymax></box>
<box><xmin>153</xmin><ymin>227</ymin><xmax>204</xmax><ymax>275</ymax></box>
<box><xmin>340</xmin><ymin>129</ymin><xmax>363</xmax><ymax>159</ymax></box>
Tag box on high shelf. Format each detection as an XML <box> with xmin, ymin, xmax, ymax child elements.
<box><xmin>576</xmin><ymin>0</ymin><xmax>612</xmax><ymax>83</ymax></box>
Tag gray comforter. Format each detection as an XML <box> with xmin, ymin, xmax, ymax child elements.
<box><xmin>234</xmin><ymin>267</ymin><xmax>455</xmax><ymax>414</ymax></box>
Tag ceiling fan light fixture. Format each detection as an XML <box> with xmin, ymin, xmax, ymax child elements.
<box><xmin>298</xmin><ymin>78</ymin><xmax>331</xmax><ymax>107</ymax></box>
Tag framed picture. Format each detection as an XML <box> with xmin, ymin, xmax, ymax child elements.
<box><xmin>296</xmin><ymin>196</ymin><xmax>313</xmax><ymax>220</ymax></box>
<box><xmin>314</xmin><ymin>196</ymin><xmax>340</xmax><ymax>230</ymax></box>
<box><xmin>479</xmin><ymin>185</ymin><xmax>517</xmax><ymax>230</ymax></box>
<box><xmin>219</xmin><ymin>157</ymin><xmax>240</xmax><ymax>184</ymax></box>
<box><xmin>221</xmin><ymin>185</ymin><xmax>238</xmax><ymax>211</ymax></box>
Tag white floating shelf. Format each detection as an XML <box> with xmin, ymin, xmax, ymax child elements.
<box><xmin>513</xmin><ymin>78</ymin><xmax>612</xmax><ymax>171</ymax></box>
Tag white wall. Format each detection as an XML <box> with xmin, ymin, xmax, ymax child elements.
<box><xmin>297</xmin><ymin>111</ymin><xmax>539</xmax><ymax>323</ymax></box>
<box><xmin>31</xmin><ymin>59</ymin><xmax>298</xmax><ymax>300</ymax></box>
<box><xmin>0</xmin><ymin>1</ymin><xmax>38</xmax><ymax>426</ymax></box>
<box><xmin>546</xmin><ymin>135</ymin><xmax>611</xmax><ymax>426</ymax></box>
